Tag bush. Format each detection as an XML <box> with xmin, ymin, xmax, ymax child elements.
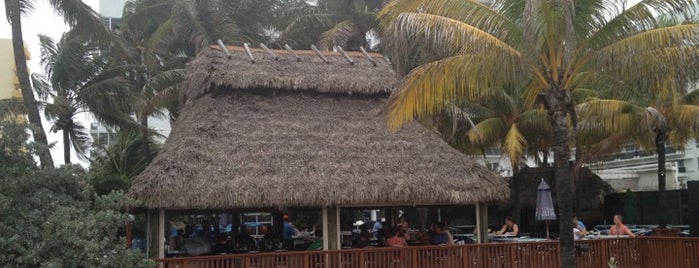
<box><xmin>0</xmin><ymin>121</ymin><xmax>153</xmax><ymax>267</ymax></box>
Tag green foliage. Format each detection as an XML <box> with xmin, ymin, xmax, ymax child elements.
<box><xmin>88</xmin><ymin>131</ymin><xmax>159</xmax><ymax>195</ymax></box>
<box><xmin>0</xmin><ymin>121</ymin><xmax>153</xmax><ymax>268</ymax></box>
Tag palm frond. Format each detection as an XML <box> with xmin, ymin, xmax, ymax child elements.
<box><xmin>318</xmin><ymin>20</ymin><xmax>360</xmax><ymax>50</ymax></box>
<box><xmin>393</xmin><ymin>12</ymin><xmax>522</xmax><ymax>58</ymax></box>
<box><xmin>379</xmin><ymin>0</ymin><xmax>522</xmax><ymax>45</ymax></box>
<box><xmin>387</xmin><ymin>53</ymin><xmax>524</xmax><ymax>129</ymax></box>
<box><xmin>503</xmin><ymin>123</ymin><xmax>527</xmax><ymax>166</ymax></box>
<box><xmin>468</xmin><ymin>117</ymin><xmax>508</xmax><ymax>146</ymax></box>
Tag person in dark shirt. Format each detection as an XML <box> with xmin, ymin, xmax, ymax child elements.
<box><xmin>210</xmin><ymin>233</ymin><xmax>233</xmax><ymax>255</ymax></box>
<box><xmin>428</xmin><ymin>222</ymin><xmax>453</xmax><ymax>245</ymax></box>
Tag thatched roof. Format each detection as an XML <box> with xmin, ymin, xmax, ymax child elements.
<box><xmin>129</xmin><ymin>46</ymin><xmax>509</xmax><ymax>210</ymax></box>
<box><xmin>181</xmin><ymin>46</ymin><xmax>396</xmax><ymax>101</ymax></box>
<box><xmin>509</xmin><ymin>166</ymin><xmax>615</xmax><ymax>210</ymax></box>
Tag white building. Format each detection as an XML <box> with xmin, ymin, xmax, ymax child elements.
<box><xmin>99</xmin><ymin>0</ymin><xmax>127</xmax><ymax>31</ymax></box>
<box><xmin>477</xmin><ymin>140</ymin><xmax>699</xmax><ymax>193</ymax></box>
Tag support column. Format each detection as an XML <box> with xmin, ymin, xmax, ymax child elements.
<box><xmin>322</xmin><ymin>207</ymin><xmax>329</xmax><ymax>250</ymax></box>
<box><xmin>475</xmin><ymin>203</ymin><xmax>489</xmax><ymax>244</ymax></box>
<box><xmin>146</xmin><ymin>210</ymin><xmax>152</xmax><ymax>257</ymax></box>
<box><xmin>327</xmin><ymin>206</ymin><xmax>340</xmax><ymax>250</ymax></box>
<box><xmin>157</xmin><ymin>209</ymin><xmax>166</xmax><ymax>259</ymax></box>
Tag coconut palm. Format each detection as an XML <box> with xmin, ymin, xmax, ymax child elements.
<box><xmin>440</xmin><ymin>89</ymin><xmax>550</xmax><ymax>223</ymax></box>
<box><xmin>278</xmin><ymin>0</ymin><xmax>385</xmax><ymax>50</ymax></box>
<box><xmin>105</xmin><ymin>0</ymin><xmax>247</xmax><ymax>160</ymax></box>
<box><xmin>31</xmin><ymin>33</ymin><xmax>130</xmax><ymax>164</ymax></box>
<box><xmin>4</xmin><ymin>0</ymin><xmax>111</xmax><ymax>168</ymax></box>
<box><xmin>378</xmin><ymin>0</ymin><xmax>699</xmax><ymax>266</ymax></box>
<box><xmin>578</xmin><ymin>84</ymin><xmax>699</xmax><ymax>228</ymax></box>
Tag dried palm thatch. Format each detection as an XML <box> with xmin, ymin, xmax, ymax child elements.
<box><xmin>129</xmin><ymin>46</ymin><xmax>509</xmax><ymax>210</ymax></box>
<box><xmin>507</xmin><ymin>166</ymin><xmax>614</xmax><ymax>210</ymax></box>
<box><xmin>181</xmin><ymin>46</ymin><xmax>396</xmax><ymax>101</ymax></box>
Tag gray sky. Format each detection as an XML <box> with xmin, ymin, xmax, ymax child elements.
<box><xmin>0</xmin><ymin>0</ymin><xmax>99</xmax><ymax>166</ymax></box>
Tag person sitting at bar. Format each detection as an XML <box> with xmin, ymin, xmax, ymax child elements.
<box><xmin>387</xmin><ymin>226</ymin><xmax>408</xmax><ymax>247</ymax></box>
<box><xmin>307</xmin><ymin>229</ymin><xmax>324</xmax><ymax>250</ymax></box>
<box><xmin>573</xmin><ymin>222</ymin><xmax>585</xmax><ymax>240</ymax></box>
<box><xmin>398</xmin><ymin>217</ymin><xmax>412</xmax><ymax>241</ymax></box>
<box><xmin>355</xmin><ymin>224</ymin><xmax>371</xmax><ymax>248</ymax></box>
<box><xmin>428</xmin><ymin>222</ymin><xmax>454</xmax><ymax>245</ymax></box>
<box><xmin>210</xmin><ymin>233</ymin><xmax>233</xmax><ymax>255</ymax></box>
<box><xmin>573</xmin><ymin>215</ymin><xmax>588</xmax><ymax>236</ymax></box>
<box><xmin>496</xmin><ymin>216</ymin><xmax>519</xmax><ymax>236</ymax></box>
<box><xmin>609</xmin><ymin>214</ymin><xmax>635</xmax><ymax>237</ymax></box>
<box><xmin>194</xmin><ymin>220</ymin><xmax>217</xmax><ymax>245</ymax></box>
<box><xmin>283</xmin><ymin>215</ymin><xmax>299</xmax><ymax>249</ymax></box>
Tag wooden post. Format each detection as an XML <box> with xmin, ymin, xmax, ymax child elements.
<box><xmin>284</xmin><ymin>44</ymin><xmax>301</xmax><ymax>62</ymax></box>
<box><xmin>146</xmin><ymin>210</ymin><xmax>152</xmax><ymax>257</ymax></box>
<box><xmin>475</xmin><ymin>203</ymin><xmax>489</xmax><ymax>244</ymax></box>
<box><xmin>216</xmin><ymin>39</ymin><xmax>231</xmax><ymax>58</ymax></box>
<box><xmin>260</xmin><ymin>43</ymin><xmax>279</xmax><ymax>60</ymax></box>
<box><xmin>243</xmin><ymin>42</ymin><xmax>255</xmax><ymax>63</ymax></box>
<box><xmin>322</xmin><ymin>206</ymin><xmax>329</xmax><ymax>250</ymax></box>
<box><xmin>359</xmin><ymin>47</ymin><xmax>377</xmax><ymax>67</ymax></box>
<box><xmin>335</xmin><ymin>46</ymin><xmax>354</xmax><ymax>65</ymax></box>
<box><xmin>327</xmin><ymin>206</ymin><xmax>341</xmax><ymax>250</ymax></box>
<box><xmin>158</xmin><ymin>209</ymin><xmax>166</xmax><ymax>259</ymax></box>
<box><xmin>310</xmin><ymin>44</ymin><xmax>329</xmax><ymax>64</ymax></box>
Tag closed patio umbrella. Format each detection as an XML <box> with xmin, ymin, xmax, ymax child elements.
<box><xmin>536</xmin><ymin>179</ymin><xmax>557</xmax><ymax>239</ymax></box>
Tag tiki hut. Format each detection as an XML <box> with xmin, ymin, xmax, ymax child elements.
<box><xmin>511</xmin><ymin>166</ymin><xmax>614</xmax><ymax>210</ymax></box>
<box><xmin>129</xmin><ymin>45</ymin><xmax>509</xmax><ymax>255</ymax></box>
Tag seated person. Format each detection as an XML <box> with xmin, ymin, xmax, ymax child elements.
<box><xmin>573</xmin><ymin>222</ymin><xmax>585</xmax><ymax>240</ymax></box>
<box><xmin>307</xmin><ymin>229</ymin><xmax>324</xmax><ymax>250</ymax></box>
<box><xmin>428</xmin><ymin>222</ymin><xmax>454</xmax><ymax>245</ymax></box>
<box><xmin>573</xmin><ymin>215</ymin><xmax>588</xmax><ymax>236</ymax></box>
<box><xmin>398</xmin><ymin>218</ymin><xmax>412</xmax><ymax>241</ymax></box>
<box><xmin>235</xmin><ymin>227</ymin><xmax>257</xmax><ymax>252</ymax></box>
<box><xmin>355</xmin><ymin>224</ymin><xmax>371</xmax><ymax>248</ymax></box>
<box><xmin>609</xmin><ymin>215</ymin><xmax>636</xmax><ymax>237</ymax></box>
<box><xmin>386</xmin><ymin>226</ymin><xmax>408</xmax><ymax>247</ymax></box>
<box><xmin>496</xmin><ymin>216</ymin><xmax>519</xmax><ymax>236</ymax></box>
<box><xmin>283</xmin><ymin>215</ymin><xmax>300</xmax><ymax>248</ymax></box>
<box><xmin>210</xmin><ymin>233</ymin><xmax>233</xmax><ymax>255</ymax></box>
<box><xmin>194</xmin><ymin>220</ymin><xmax>217</xmax><ymax>245</ymax></box>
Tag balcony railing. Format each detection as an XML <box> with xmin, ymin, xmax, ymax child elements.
<box><xmin>155</xmin><ymin>237</ymin><xmax>699</xmax><ymax>268</ymax></box>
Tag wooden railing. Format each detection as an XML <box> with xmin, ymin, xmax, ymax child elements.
<box><xmin>156</xmin><ymin>237</ymin><xmax>699</xmax><ymax>268</ymax></box>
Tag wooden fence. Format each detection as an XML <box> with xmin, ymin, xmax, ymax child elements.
<box><xmin>156</xmin><ymin>237</ymin><xmax>699</xmax><ymax>268</ymax></box>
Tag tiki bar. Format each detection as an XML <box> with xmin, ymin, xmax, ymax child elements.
<box><xmin>128</xmin><ymin>45</ymin><xmax>699</xmax><ymax>268</ymax></box>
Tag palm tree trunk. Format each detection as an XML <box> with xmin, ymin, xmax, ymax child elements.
<box><xmin>542</xmin><ymin>88</ymin><xmax>576</xmax><ymax>268</ymax></box>
<box><xmin>8</xmin><ymin>0</ymin><xmax>54</xmax><ymax>168</ymax></box>
<box><xmin>552</xmin><ymin>109</ymin><xmax>575</xmax><ymax>268</ymax></box>
<box><xmin>63</xmin><ymin>129</ymin><xmax>71</xmax><ymax>164</ymax></box>
<box><xmin>656</xmin><ymin>132</ymin><xmax>667</xmax><ymax>228</ymax></box>
<box><xmin>511</xmin><ymin>167</ymin><xmax>522</xmax><ymax>225</ymax></box>
<box><xmin>139</xmin><ymin>114</ymin><xmax>153</xmax><ymax>162</ymax></box>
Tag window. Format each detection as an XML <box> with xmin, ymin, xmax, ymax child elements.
<box><xmin>677</xmin><ymin>160</ymin><xmax>686</xmax><ymax>173</ymax></box>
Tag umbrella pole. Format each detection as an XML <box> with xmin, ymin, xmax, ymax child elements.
<box><xmin>546</xmin><ymin>220</ymin><xmax>550</xmax><ymax>239</ymax></box>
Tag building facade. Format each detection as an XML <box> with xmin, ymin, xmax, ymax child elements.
<box><xmin>0</xmin><ymin>39</ymin><xmax>26</xmax><ymax>101</ymax></box>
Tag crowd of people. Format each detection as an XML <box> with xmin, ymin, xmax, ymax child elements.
<box><xmin>165</xmin><ymin>213</ymin><xmax>644</xmax><ymax>257</ymax></box>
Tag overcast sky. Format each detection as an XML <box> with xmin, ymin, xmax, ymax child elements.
<box><xmin>0</xmin><ymin>0</ymin><xmax>99</xmax><ymax>166</ymax></box>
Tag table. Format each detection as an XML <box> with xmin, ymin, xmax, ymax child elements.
<box><xmin>583</xmin><ymin>235</ymin><xmax>630</xmax><ymax>240</ymax></box>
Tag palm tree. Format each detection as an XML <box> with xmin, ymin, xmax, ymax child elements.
<box><xmin>439</xmin><ymin>89</ymin><xmax>550</xmax><ymax>224</ymax></box>
<box><xmin>278</xmin><ymin>0</ymin><xmax>385</xmax><ymax>50</ymax></box>
<box><xmin>105</xmin><ymin>0</ymin><xmax>245</xmax><ymax>160</ymax></box>
<box><xmin>578</xmin><ymin>85</ymin><xmax>699</xmax><ymax>228</ymax></box>
<box><xmin>4</xmin><ymin>0</ymin><xmax>113</xmax><ymax>168</ymax></box>
<box><xmin>31</xmin><ymin>33</ymin><xmax>130</xmax><ymax>164</ymax></box>
<box><xmin>378</xmin><ymin>0</ymin><xmax>699</xmax><ymax>266</ymax></box>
